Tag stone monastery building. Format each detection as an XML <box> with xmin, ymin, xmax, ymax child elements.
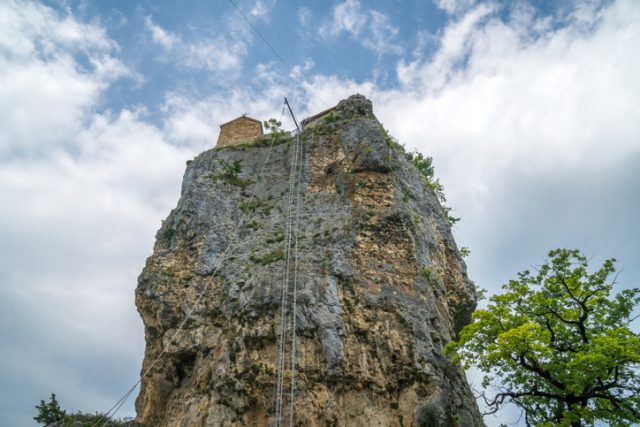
<box><xmin>216</xmin><ymin>107</ymin><xmax>338</xmax><ymax>147</ymax></box>
<box><xmin>216</xmin><ymin>114</ymin><xmax>263</xmax><ymax>147</ymax></box>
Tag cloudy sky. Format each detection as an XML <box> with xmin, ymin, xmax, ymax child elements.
<box><xmin>1</xmin><ymin>0</ymin><xmax>638</xmax><ymax>425</ymax></box>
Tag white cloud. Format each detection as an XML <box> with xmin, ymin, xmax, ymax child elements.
<box><xmin>186</xmin><ymin>38</ymin><xmax>246</xmax><ymax>71</ymax></box>
<box><xmin>397</xmin><ymin>2</ymin><xmax>496</xmax><ymax>90</ymax></box>
<box><xmin>0</xmin><ymin>56</ymin><xmax>97</xmax><ymax>157</ymax></box>
<box><xmin>322</xmin><ymin>0</ymin><xmax>366</xmax><ymax>37</ymax></box>
<box><xmin>250</xmin><ymin>0</ymin><xmax>269</xmax><ymax>19</ymax></box>
<box><xmin>143</xmin><ymin>15</ymin><xmax>247</xmax><ymax>73</ymax></box>
<box><xmin>0</xmin><ymin>107</ymin><xmax>190</xmax><ymax>423</ymax></box>
<box><xmin>435</xmin><ymin>0</ymin><xmax>478</xmax><ymax>15</ymax></box>
<box><xmin>144</xmin><ymin>15</ymin><xmax>178</xmax><ymax>50</ymax></box>
<box><xmin>0</xmin><ymin>1</ymin><xmax>114</xmax><ymax>59</ymax></box>
<box><xmin>0</xmin><ymin>1</ymin><xmax>131</xmax><ymax>159</ymax></box>
<box><xmin>320</xmin><ymin>0</ymin><xmax>402</xmax><ymax>55</ymax></box>
<box><xmin>303</xmin><ymin>74</ymin><xmax>376</xmax><ymax>115</ymax></box>
<box><xmin>144</xmin><ymin>0</ymin><xmax>275</xmax><ymax>73</ymax></box>
<box><xmin>363</xmin><ymin>11</ymin><xmax>403</xmax><ymax>55</ymax></box>
<box><xmin>0</xmin><ymin>3</ymin><xmax>196</xmax><ymax>423</ymax></box>
<box><xmin>389</xmin><ymin>0</ymin><xmax>640</xmax><ymax>174</ymax></box>
<box><xmin>296</xmin><ymin>6</ymin><xmax>315</xmax><ymax>41</ymax></box>
<box><xmin>161</xmin><ymin>93</ymin><xmax>220</xmax><ymax>148</ymax></box>
<box><xmin>298</xmin><ymin>6</ymin><xmax>311</xmax><ymax>26</ymax></box>
<box><xmin>290</xmin><ymin>59</ymin><xmax>315</xmax><ymax>80</ymax></box>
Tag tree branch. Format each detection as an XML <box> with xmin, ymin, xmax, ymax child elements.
<box><xmin>518</xmin><ymin>355</ymin><xmax>568</xmax><ymax>391</ymax></box>
<box><xmin>536</xmin><ymin>308</ymin><xmax>580</xmax><ymax>327</ymax></box>
<box><xmin>591</xmin><ymin>392</ymin><xmax>640</xmax><ymax>418</ymax></box>
<box><xmin>558</xmin><ymin>275</ymin><xmax>591</xmax><ymax>343</ymax></box>
<box><xmin>541</xmin><ymin>315</ymin><xmax>578</xmax><ymax>353</ymax></box>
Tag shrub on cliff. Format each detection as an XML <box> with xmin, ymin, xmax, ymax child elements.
<box><xmin>408</xmin><ymin>151</ymin><xmax>460</xmax><ymax>226</ymax></box>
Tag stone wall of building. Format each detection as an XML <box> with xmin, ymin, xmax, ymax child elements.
<box><xmin>216</xmin><ymin>116</ymin><xmax>263</xmax><ymax>147</ymax></box>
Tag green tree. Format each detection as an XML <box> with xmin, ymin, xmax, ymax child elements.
<box><xmin>263</xmin><ymin>118</ymin><xmax>283</xmax><ymax>133</ymax></box>
<box><xmin>446</xmin><ymin>249</ymin><xmax>640</xmax><ymax>427</ymax></box>
<box><xmin>263</xmin><ymin>118</ymin><xmax>288</xmax><ymax>143</ymax></box>
<box><xmin>34</xmin><ymin>393</ymin><xmax>135</xmax><ymax>426</ymax></box>
<box><xmin>34</xmin><ymin>393</ymin><xmax>66</xmax><ymax>425</ymax></box>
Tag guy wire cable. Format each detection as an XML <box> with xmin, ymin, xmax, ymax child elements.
<box><xmin>93</xmin><ymin>101</ymin><xmax>287</xmax><ymax>427</ymax></box>
<box><xmin>288</xmin><ymin>129</ymin><xmax>305</xmax><ymax>427</ymax></box>
<box><xmin>228</xmin><ymin>0</ymin><xmax>331</xmax><ymax>110</ymax></box>
<box><xmin>274</xmin><ymin>97</ymin><xmax>304</xmax><ymax>426</ymax></box>
<box><xmin>274</xmin><ymin>112</ymin><xmax>301</xmax><ymax>426</ymax></box>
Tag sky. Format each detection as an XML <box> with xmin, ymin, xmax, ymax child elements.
<box><xmin>0</xmin><ymin>0</ymin><xmax>639</xmax><ymax>425</ymax></box>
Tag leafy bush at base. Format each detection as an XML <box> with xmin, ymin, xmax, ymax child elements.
<box><xmin>35</xmin><ymin>394</ymin><xmax>134</xmax><ymax>426</ymax></box>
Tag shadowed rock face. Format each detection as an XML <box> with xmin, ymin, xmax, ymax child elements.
<box><xmin>135</xmin><ymin>95</ymin><xmax>483</xmax><ymax>427</ymax></box>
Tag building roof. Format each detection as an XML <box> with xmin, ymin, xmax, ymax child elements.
<box><xmin>219</xmin><ymin>114</ymin><xmax>262</xmax><ymax>128</ymax></box>
<box><xmin>300</xmin><ymin>106</ymin><xmax>337</xmax><ymax>128</ymax></box>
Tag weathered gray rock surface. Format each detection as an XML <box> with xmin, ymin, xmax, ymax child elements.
<box><xmin>135</xmin><ymin>95</ymin><xmax>483</xmax><ymax>426</ymax></box>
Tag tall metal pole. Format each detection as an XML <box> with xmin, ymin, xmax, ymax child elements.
<box><xmin>284</xmin><ymin>97</ymin><xmax>300</xmax><ymax>133</ymax></box>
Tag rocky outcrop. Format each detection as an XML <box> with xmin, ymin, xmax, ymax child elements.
<box><xmin>135</xmin><ymin>95</ymin><xmax>483</xmax><ymax>426</ymax></box>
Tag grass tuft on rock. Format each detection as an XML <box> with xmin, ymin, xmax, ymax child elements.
<box><xmin>249</xmin><ymin>248</ymin><xmax>284</xmax><ymax>265</ymax></box>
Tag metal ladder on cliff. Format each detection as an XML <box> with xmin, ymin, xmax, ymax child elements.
<box><xmin>273</xmin><ymin>97</ymin><xmax>304</xmax><ymax>427</ymax></box>
<box><xmin>91</xmin><ymin>98</ymin><xmax>290</xmax><ymax>427</ymax></box>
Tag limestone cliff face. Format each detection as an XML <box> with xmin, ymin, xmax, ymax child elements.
<box><xmin>135</xmin><ymin>95</ymin><xmax>483</xmax><ymax>426</ymax></box>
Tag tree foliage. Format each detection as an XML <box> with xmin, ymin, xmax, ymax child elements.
<box><xmin>34</xmin><ymin>393</ymin><xmax>66</xmax><ymax>425</ymax></box>
<box><xmin>263</xmin><ymin>118</ymin><xmax>283</xmax><ymax>133</ymax></box>
<box><xmin>263</xmin><ymin>118</ymin><xmax>290</xmax><ymax>144</ymax></box>
<box><xmin>446</xmin><ymin>249</ymin><xmax>640</xmax><ymax>427</ymax></box>
<box><xmin>34</xmin><ymin>393</ymin><xmax>134</xmax><ymax>426</ymax></box>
